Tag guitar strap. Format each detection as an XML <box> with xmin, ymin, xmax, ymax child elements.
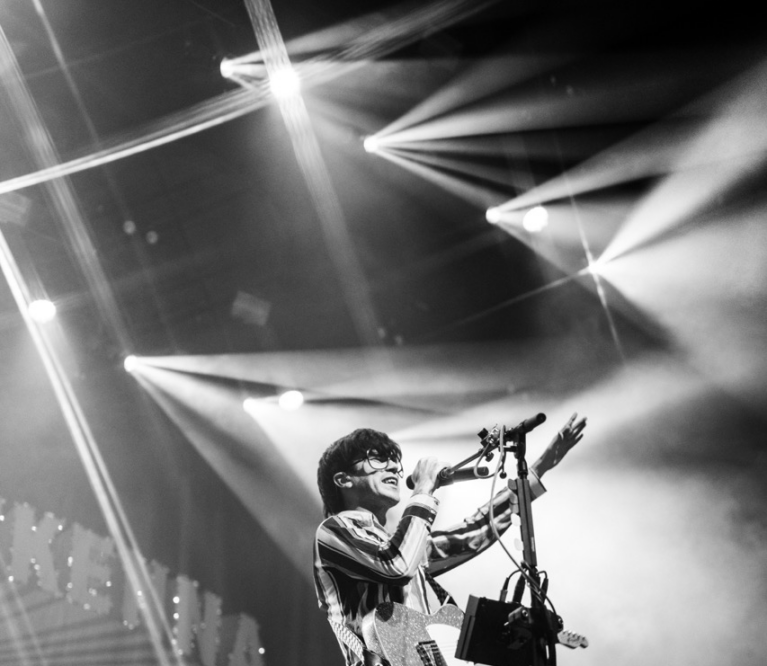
<box><xmin>329</xmin><ymin>620</ymin><xmax>389</xmax><ymax>666</ymax></box>
<box><xmin>423</xmin><ymin>570</ymin><xmax>456</xmax><ymax>606</ymax></box>
<box><xmin>328</xmin><ymin>620</ymin><xmax>367</xmax><ymax>664</ymax></box>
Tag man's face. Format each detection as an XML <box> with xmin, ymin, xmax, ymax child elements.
<box><xmin>346</xmin><ymin>450</ymin><xmax>403</xmax><ymax>512</ymax></box>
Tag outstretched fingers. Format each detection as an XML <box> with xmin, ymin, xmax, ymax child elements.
<box><xmin>559</xmin><ymin>413</ymin><xmax>587</xmax><ymax>450</ymax></box>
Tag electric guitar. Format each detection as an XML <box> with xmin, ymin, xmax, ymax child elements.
<box><xmin>362</xmin><ymin>602</ymin><xmax>588</xmax><ymax>666</ymax></box>
<box><xmin>363</xmin><ymin>602</ymin><xmax>464</xmax><ymax>666</ymax></box>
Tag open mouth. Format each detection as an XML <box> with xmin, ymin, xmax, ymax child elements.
<box><xmin>382</xmin><ymin>477</ymin><xmax>399</xmax><ymax>486</ymax></box>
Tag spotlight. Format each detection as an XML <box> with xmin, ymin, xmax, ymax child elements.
<box><xmin>587</xmin><ymin>257</ymin><xmax>607</xmax><ymax>277</ymax></box>
<box><xmin>243</xmin><ymin>397</ymin><xmax>259</xmax><ymax>415</ymax></box>
<box><xmin>522</xmin><ymin>206</ymin><xmax>549</xmax><ymax>234</ymax></box>
<box><xmin>268</xmin><ymin>65</ymin><xmax>301</xmax><ymax>100</ymax></box>
<box><xmin>522</xmin><ymin>206</ymin><xmax>548</xmax><ymax>233</ymax></box>
<box><xmin>123</xmin><ymin>355</ymin><xmax>138</xmax><ymax>373</ymax></box>
<box><xmin>28</xmin><ymin>299</ymin><xmax>56</xmax><ymax>323</ymax></box>
<box><xmin>220</xmin><ymin>57</ymin><xmax>235</xmax><ymax>79</ymax></box>
<box><xmin>363</xmin><ymin>136</ymin><xmax>380</xmax><ymax>154</ymax></box>
<box><xmin>278</xmin><ymin>390</ymin><xmax>304</xmax><ymax>411</ymax></box>
<box><xmin>485</xmin><ymin>207</ymin><xmax>502</xmax><ymax>224</ymax></box>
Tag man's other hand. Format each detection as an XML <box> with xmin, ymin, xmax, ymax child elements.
<box><xmin>531</xmin><ymin>412</ymin><xmax>587</xmax><ymax>478</ymax></box>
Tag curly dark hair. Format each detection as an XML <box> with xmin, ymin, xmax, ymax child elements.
<box><xmin>316</xmin><ymin>428</ymin><xmax>402</xmax><ymax>517</ymax></box>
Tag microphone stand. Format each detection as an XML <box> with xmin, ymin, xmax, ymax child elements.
<box><xmin>457</xmin><ymin>416</ymin><xmax>587</xmax><ymax>666</ymax></box>
<box><xmin>505</xmin><ymin>425</ymin><xmax>560</xmax><ymax>666</ymax></box>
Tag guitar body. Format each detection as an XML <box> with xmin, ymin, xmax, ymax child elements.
<box><xmin>363</xmin><ymin>602</ymin><xmax>464</xmax><ymax>666</ymax></box>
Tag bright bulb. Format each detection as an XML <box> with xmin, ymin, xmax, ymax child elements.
<box><xmin>485</xmin><ymin>207</ymin><xmax>502</xmax><ymax>224</ymax></box>
<box><xmin>278</xmin><ymin>390</ymin><xmax>304</xmax><ymax>411</ymax></box>
<box><xmin>522</xmin><ymin>206</ymin><xmax>548</xmax><ymax>232</ymax></box>
<box><xmin>363</xmin><ymin>136</ymin><xmax>380</xmax><ymax>154</ymax></box>
<box><xmin>220</xmin><ymin>58</ymin><xmax>235</xmax><ymax>79</ymax></box>
<box><xmin>28</xmin><ymin>299</ymin><xmax>56</xmax><ymax>323</ymax></box>
<box><xmin>587</xmin><ymin>257</ymin><xmax>608</xmax><ymax>277</ymax></box>
<box><xmin>123</xmin><ymin>355</ymin><xmax>138</xmax><ymax>373</ymax></box>
<box><xmin>243</xmin><ymin>397</ymin><xmax>259</xmax><ymax>415</ymax></box>
<box><xmin>269</xmin><ymin>66</ymin><xmax>300</xmax><ymax>99</ymax></box>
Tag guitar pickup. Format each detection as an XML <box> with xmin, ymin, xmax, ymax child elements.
<box><xmin>557</xmin><ymin>629</ymin><xmax>589</xmax><ymax>649</ymax></box>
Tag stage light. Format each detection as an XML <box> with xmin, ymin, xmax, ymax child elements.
<box><xmin>278</xmin><ymin>390</ymin><xmax>304</xmax><ymax>411</ymax></box>
<box><xmin>485</xmin><ymin>207</ymin><xmax>502</xmax><ymax>224</ymax></box>
<box><xmin>123</xmin><ymin>355</ymin><xmax>138</xmax><ymax>373</ymax></box>
<box><xmin>220</xmin><ymin>58</ymin><xmax>235</xmax><ymax>79</ymax></box>
<box><xmin>522</xmin><ymin>205</ymin><xmax>548</xmax><ymax>232</ymax></box>
<box><xmin>28</xmin><ymin>299</ymin><xmax>56</xmax><ymax>323</ymax></box>
<box><xmin>268</xmin><ymin>66</ymin><xmax>301</xmax><ymax>100</ymax></box>
<box><xmin>243</xmin><ymin>397</ymin><xmax>259</xmax><ymax>415</ymax></box>
<box><xmin>363</xmin><ymin>136</ymin><xmax>380</xmax><ymax>154</ymax></box>
<box><xmin>587</xmin><ymin>257</ymin><xmax>608</xmax><ymax>277</ymax></box>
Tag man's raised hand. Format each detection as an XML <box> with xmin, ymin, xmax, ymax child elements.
<box><xmin>531</xmin><ymin>412</ymin><xmax>587</xmax><ymax>477</ymax></box>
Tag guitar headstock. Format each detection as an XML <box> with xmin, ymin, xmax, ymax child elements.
<box><xmin>557</xmin><ymin>629</ymin><xmax>589</xmax><ymax>649</ymax></box>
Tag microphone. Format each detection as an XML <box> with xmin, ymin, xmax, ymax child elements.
<box><xmin>506</xmin><ymin>412</ymin><xmax>546</xmax><ymax>436</ymax></box>
<box><xmin>406</xmin><ymin>466</ymin><xmax>489</xmax><ymax>490</ymax></box>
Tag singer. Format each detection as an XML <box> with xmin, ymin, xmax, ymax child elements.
<box><xmin>313</xmin><ymin>413</ymin><xmax>586</xmax><ymax>666</ymax></box>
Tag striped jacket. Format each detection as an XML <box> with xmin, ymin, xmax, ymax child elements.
<box><xmin>313</xmin><ymin>474</ymin><xmax>545</xmax><ymax>665</ymax></box>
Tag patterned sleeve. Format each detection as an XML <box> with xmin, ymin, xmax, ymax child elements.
<box><xmin>426</xmin><ymin>471</ymin><xmax>546</xmax><ymax>576</ymax></box>
<box><xmin>316</xmin><ymin>494</ymin><xmax>439</xmax><ymax>585</ymax></box>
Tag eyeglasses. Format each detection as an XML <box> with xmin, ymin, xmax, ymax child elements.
<box><xmin>349</xmin><ymin>449</ymin><xmax>404</xmax><ymax>477</ymax></box>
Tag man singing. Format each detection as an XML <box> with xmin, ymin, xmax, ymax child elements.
<box><xmin>313</xmin><ymin>414</ymin><xmax>586</xmax><ymax>665</ymax></box>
